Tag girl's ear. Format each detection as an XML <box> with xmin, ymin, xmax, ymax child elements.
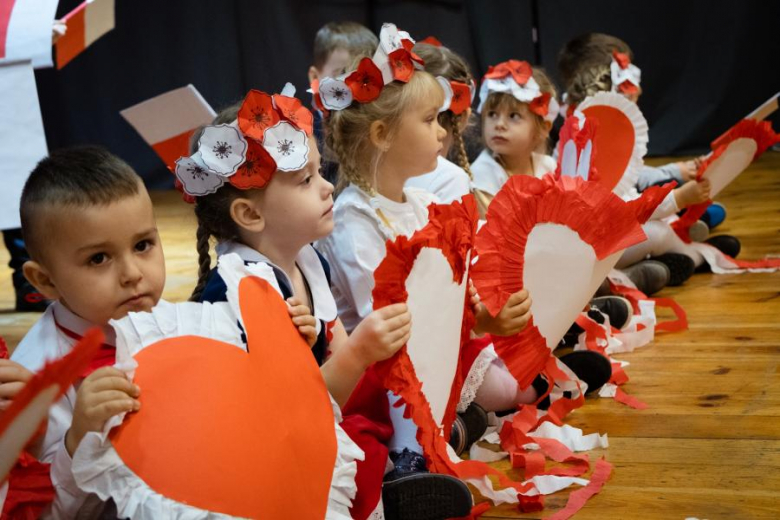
<box><xmin>230</xmin><ymin>196</ymin><xmax>265</xmax><ymax>234</ymax></box>
<box><xmin>369</xmin><ymin>120</ymin><xmax>391</xmax><ymax>152</ymax></box>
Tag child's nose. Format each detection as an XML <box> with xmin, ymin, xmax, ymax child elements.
<box><xmin>120</xmin><ymin>258</ymin><xmax>144</xmax><ymax>285</ymax></box>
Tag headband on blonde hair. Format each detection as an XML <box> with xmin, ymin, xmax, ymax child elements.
<box><xmin>477</xmin><ymin>60</ymin><xmax>560</xmax><ymax>123</ymax></box>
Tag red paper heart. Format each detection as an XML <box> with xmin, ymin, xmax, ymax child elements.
<box><xmin>110</xmin><ymin>276</ymin><xmax>337</xmax><ymax>518</ymax></box>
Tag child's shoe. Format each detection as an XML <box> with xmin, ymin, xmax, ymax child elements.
<box><xmin>590</xmin><ymin>296</ymin><xmax>632</xmax><ymax>330</ymax></box>
<box><xmin>653</xmin><ymin>253</ymin><xmax>695</xmax><ymax>286</ymax></box>
<box><xmin>700</xmin><ymin>202</ymin><xmax>727</xmax><ymax>229</ymax></box>
<box><xmin>559</xmin><ymin>350</ymin><xmax>612</xmax><ymax>395</ymax></box>
<box><xmin>706</xmin><ymin>235</ymin><xmax>741</xmax><ymax>258</ymax></box>
<box><xmin>448</xmin><ymin>403</ymin><xmax>488</xmax><ymax>456</ymax></box>
<box><xmin>621</xmin><ymin>260</ymin><xmax>670</xmax><ymax>295</ymax></box>
<box><xmin>688</xmin><ymin>220</ymin><xmax>710</xmax><ymax>242</ymax></box>
<box><xmin>382</xmin><ymin>449</ymin><xmax>473</xmax><ymax>520</ymax></box>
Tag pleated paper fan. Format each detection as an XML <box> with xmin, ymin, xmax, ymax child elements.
<box><xmin>471</xmin><ymin>174</ymin><xmax>672</xmax><ymax>389</ymax></box>
<box><xmin>0</xmin><ymin>331</ymin><xmax>102</xmax><ymax>481</ymax></box>
<box><xmin>673</xmin><ymin>119</ymin><xmax>780</xmax><ymax>242</ymax></box>
<box><xmin>578</xmin><ymin>92</ymin><xmax>649</xmax><ymax>198</ymax></box>
<box><xmin>72</xmin><ymin>255</ymin><xmax>361</xmax><ymax>520</ymax></box>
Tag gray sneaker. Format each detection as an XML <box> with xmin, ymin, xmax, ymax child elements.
<box><xmin>688</xmin><ymin>220</ymin><xmax>709</xmax><ymax>242</ymax></box>
<box><xmin>621</xmin><ymin>260</ymin><xmax>670</xmax><ymax>296</ymax></box>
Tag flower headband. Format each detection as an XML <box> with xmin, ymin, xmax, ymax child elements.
<box><xmin>174</xmin><ymin>84</ymin><xmax>313</xmax><ymax>199</ymax></box>
<box><xmin>436</xmin><ymin>77</ymin><xmax>477</xmax><ymax>115</ymax></box>
<box><xmin>311</xmin><ymin>23</ymin><xmax>424</xmax><ymax>113</ymax></box>
<box><xmin>610</xmin><ymin>50</ymin><xmax>641</xmax><ymax>95</ymax></box>
<box><xmin>476</xmin><ymin>59</ymin><xmax>560</xmax><ymax>123</ymax></box>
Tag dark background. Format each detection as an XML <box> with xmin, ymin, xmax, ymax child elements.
<box><xmin>35</xmin><ymin>0</ymin><xmax>780</xmax><ymax>188</ymax></box>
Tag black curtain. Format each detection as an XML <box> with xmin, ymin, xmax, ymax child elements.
<box><xmin>34</xmin><ymin>0</ymin><xmax>780</xmax><ymax>187</ymax></box>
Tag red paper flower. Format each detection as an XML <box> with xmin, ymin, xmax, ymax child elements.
<box><xmin>229</xmin><ymin>139</ymin><xmax>278</xmax><ymax>190</ymax></box>
<box><xmin>617</xmin><ymin>81</ymin><xmax>639</xmax><ymax>96</ymax></box>
<box><xmin>449</xmin><ymin>81</ymin><xmax>472</xmax><ymax>115</ymax></box>
<box><xmin>388</xmin><ymin>48</ymin><xmax>414</xmax><ymax>83</ymax></box>
<box><xmin>612</xmin><ymin>50</ymin><xmax>631</xmax><ymax>69</ymax></box>
<box><xmin>273</xmin><ymin>94</ymin><xmax>314</xmax><ymax>136</ymax></box>
<box><xmin>309</xmin><ymin>79</ymin><xmax>330</xmax><ymax>117</ymax></box>
<box><xmin>400</xmin><ymin>38</ymin><xmax>424</xmax><ymax>66</ymax></box>
<box><xmin>419</xmin><ymin>36</ymin><xmax>442</xmax><ymax>47</ymax></box>
<box><xmin>238</xmin><ymin>90</ymin><xmax>280</xmax><ymax>141</ymax></box>
<box><xmin>485</xmin><ymin>59</ymin><xmax>532</xmax><ymax>86</ymax></box>
<box><xmin>528</xmin><ymin>92</ymin><xmax>551</xmax><ymax>118</ymax></box>
<box><xmin>346</xmin><ymin>58</ymin><xmax>384</xmax><ymax>103</ymax></box>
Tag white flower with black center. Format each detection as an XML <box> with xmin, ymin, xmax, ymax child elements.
<box><xmin>198</xmin><ymin>124</ymin><xmax>247</xmax><ymax>176</ymax></box>
<box><xmin>319</xmin><ymin>77</ymin><xmax>353</xmax><ymax>111</ymax></box>
<box><xmin>174</xmin><ymin>153</ymin><xmax>225</xmax><ymax>196</ymax></box>
<box><xmin>263</xmin><ymin>121</ymin><xmax>309</xmax><ymax>172</ymax></box>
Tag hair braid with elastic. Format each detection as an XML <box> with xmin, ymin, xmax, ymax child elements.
<box><xmin>448</xmin><ymin>113</ymin><xmax>473</xmax><ymax>179</ymax></box>
<box><xmin>190</xmin><ymin>223</ymin><xmax>212</xmax><ymax>301</ymax></box>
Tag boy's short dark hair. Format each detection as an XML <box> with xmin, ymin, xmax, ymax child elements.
<box><xmin>20</xmin><ymin>145</ymin><xmax>141</xmax><ymax>260</ymax></box>
<box><xmin>312</xmin><ymin>21</ymin><xmax>378</xmax><ymax>69</ymax></box>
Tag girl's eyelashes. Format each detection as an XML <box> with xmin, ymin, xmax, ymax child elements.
<box><xmin>135</xmin><ymin>239</ymin><xmax>153</xmax><ymax>253</ymax></box>
<box><xmin>301</xmin><ymin>174</ymin><xmax>313</xmax><ymax>186</ymax></box>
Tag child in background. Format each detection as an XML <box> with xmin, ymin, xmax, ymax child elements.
<box><xmin>10</xmin><ymin>147</ymin><xmax>166</xmax><ymax>518</ymax></box>
<box><xmin>404</xmin><ymin>41</ymin><xmax>475</xmax><ymax>206</ymax></box>
<box><xmin>308</xmin><ymin>22</ymin><xmax>379</xmax><ymax>187</ymax></box>
<box><xmin>557</xmin><ymin>33</ymin><xmax>741</xmax><ymax>278</ymax></box>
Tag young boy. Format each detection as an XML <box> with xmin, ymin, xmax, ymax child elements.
<box><xmin>10</xmin><ymin>146</ymin><xmax>166</xmax><ymax>518</ymax></box>
<box><xmin>308</xmin><ymin>21</ymin><xmax>378</xmax><ymax>186</ymax></box>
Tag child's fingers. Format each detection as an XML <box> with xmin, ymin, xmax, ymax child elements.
<box><xmin>286</xmin><ymin>296</ymin><xmax>303</xmax><ymax>307</ymax></box>
<box><xmin>506</xmin><ymin>289</ymin><xmax>529</xmax><ymax>306</ymax></box>
<box><xmin>91</xmin><ymin>398</ymin><xmax>140</xmax><ymax>421</ymax></box>
<box><xmin>377</xmin><ymin>303</ymin><xmax>409</xmax><ymax>318</ymax></box>
<box><xmin>504</xmin><ymin>298</ymin><xmax>532</xmax><ymax>319</ymax></box>
<box><xmin>384</xmin><ymin>310</ymin><xmax>412</xmax><ymax>331</ymax></box>
<box><xmin>387</xmin><ymin>322</ymin><xmax>412</xmax><ymax>344</ymax></box>
<box><xmin>0</xmin><ymin>381</ymin><xmax>26</xmax><ymax>399</ymax></box>
<box><xmin>0</xmin><ymin>364</ymin><xmax>32</xmax><ymax>384</ymax></box>
<box><xmin>84</xmin><ymin>366</ymin><xmax>127</xmax><ymax>382</ymax></box>
<box><xmin>298</xmin><ymin>325</ymin><xmax>317</xmax><ymax>339</ymax></box>
<box><xmin>0</xmin><ymin>399</ymin><xmax>10</xmax><ymax>411</ymax></box>
<box><xmin>292</xmin><ymin>314</ymin><xmax>316</xmax><ymax>327</ymax></box>
<box><xmin>287</xmin><ymin>304</ymin><xmax>311</xmax><ymax>318</ymax></box>
<box><xmin>89</xmin><ymin>376</ymin><xmax>140</xmax><ymax>397</ymax></box>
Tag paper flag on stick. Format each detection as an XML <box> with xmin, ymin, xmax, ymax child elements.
<box><xmin>471</xmin><ymin>174</ymin><xmax>673</xmax><ymax>389</ymax></box>
<box><xmin>55</xmin><ymin>0</ymin><xmax>114</xmax><ymax>69</ymax></box>
<box><xmin>672</xmin><ymin>118</ymin><xmax>779</xmax><ymax>243</ymax></box>
<box><xmin>120</xmin><ymin>85</ymin><xmax>216</xmax><ymax>170</ymax></box>
<box><xmin>0</xmin><ymin>0</ymin><xmax>58</xmax><ymax>68</ymax></box>
<box><xmin>72</xmin><ymin>255</ymin><xmax>360</xmax><ymax>519</ymax></box>
<box><xmin>578</xmin><ymin>92</ymin><xmax>648</xmax><ymax>198</ymax></box>
<box><xmin>0</xmin><ymin>329</ymin><xmax>103</xmax><ymax>482</ymax></box>
<box><xmin>711</xmin><ymin>91</ymin><xmax>779</xmax><ymax>150</ymax></box>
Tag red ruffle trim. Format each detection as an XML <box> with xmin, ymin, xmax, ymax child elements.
<box><xmin>1</xmin><ymin>452</ymin><xmax>55</xmax><ymax>520</ymax></box>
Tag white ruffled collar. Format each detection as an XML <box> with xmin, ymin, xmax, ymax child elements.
<box><xmin>215</xmin><ymin>241</ymin><xmax>337</xmax><ymax>324</ymax></box>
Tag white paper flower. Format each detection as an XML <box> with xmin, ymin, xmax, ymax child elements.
<box><xmin>262</xmin><ymin>121</ymin><xmax>309</xmax><ymax>172</ymax></box>
<box><xmin>379</xmin><ymin>23</ymin><xmax>403</xmax><ymax>54</ymax></box>
<box><xmin>319</xmin><ymin>77</ymin><xmax>354</xmax><ymax>110</ymax></box>
<box><xmin>437</xmin><ymin>76</ymin><xmax>453</xmax><ymax>113</ymax></box>
<box><xmin>197</xmin><ymin>124</ymin><xmax>247</xmax><ymax>176</ymax></box>
<box><xmin>174</xmin><ymin>153</ymin><xmax>225</xmax><ymax>196</ymax></box>
<box><xmin>510</xmin><ymin>76</ymin><xmax>541</xmax><ymax>103</ymax></box>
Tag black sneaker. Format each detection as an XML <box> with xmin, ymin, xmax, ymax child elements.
<box><xmin>559</xmin><ymin>350</ymin><xmax>612</xmax><ymax>395</ymax></box>
<box><xmin>383</xmin><ymin>449</ymin><xmax>473</xmax><ymax>520</ymax></box>
<box><xmin>590</xmin><ymin>296</ymin><xmax>632</xmax><ymax>330</ymax></box>
<box><xmin>653</xmin><ymin>253</ymin><xmax>695</xmax><ymax>286</ymax></box>
<box><xmin>706</xmin><ymin>235</ymin><xmax>741</xmax><ymax>258</ymax></box>
<box><xmin>621</xmin><ymin>260</ymin><xmax>670</xmax><ymax>296</ymax></box>
<box><xmin>448</xmin><ymin>403</ymin><xmax>488</xmax><ymax>456</ymax></box>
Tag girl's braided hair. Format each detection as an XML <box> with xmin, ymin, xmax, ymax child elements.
<box><xmin>557</xmin><ymin>33</ymin><xmax>633</xmax><ymax>106</ymax></box>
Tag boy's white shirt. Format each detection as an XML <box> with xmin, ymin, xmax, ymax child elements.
<box><xmin>11</xmin><ymin>302</ymin><xmax>116</xmax><ymax>519</ymax></box>
<box><xmin>471</xmin><ymin>149</ymin><xmax>557</xmax><ymax>196</ymax></box>
<box><xmin>471</xmin><ymin>148</ymin><xmax>678</xmax><ymax>220</ymax></box>
<box><xmin>405</xmin><ymin>155</ymin><xmax>472</xmax><ymax>204</ymax></box>
<box><xmin>316</xmin><ymin>184</ymin><xmax>438</xmax><ymax>334</ymax></box>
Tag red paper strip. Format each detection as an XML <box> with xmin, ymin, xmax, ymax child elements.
<box><xmin>613</xmin><ymin>387</ymin><xmax>648</xmax><ymax>410</ymax></box>
<box><xmin>545</xmin><ymin>458</ymin><xmax>613</xmax><ymax>520</ymax></box>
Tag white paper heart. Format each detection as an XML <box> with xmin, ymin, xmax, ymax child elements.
<box><xmin>524</xmin><ymin>223</ymin><xmax>622</xmax><ymax>349</ymax></box>
<box><xmin>404</xmin><ymin>247</ymin><xmax>468</xmax><ymax>426</ymax></box>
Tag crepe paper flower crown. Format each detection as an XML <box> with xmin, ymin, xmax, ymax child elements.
<box><xmin>436</xmin><ymin>76</ymin><xmax>477</xmax><ymax>115</ymax></box>
<box><xmin>610</xmin><ymin>50</ymin><xmax>641</xmax><ymax>96</ymax></box>
<box><xmin>174</xmin><ymin>84</ymin><xmax>313</xmax><ymax>198</ymax></box>
<box><xmin>477</xmin><ymin>59</ymin><xmax>560</xmax><ymax>123</ymax></box>
<box><xmin>311</xmin><ymin>23</ymin><xmax>425</xmax><ymax>113</ymax></box>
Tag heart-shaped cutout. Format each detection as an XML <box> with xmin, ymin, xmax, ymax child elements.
<box><xmin>108</xmin><ymin>275</ymin><xmax>337</xmax><ymax>518</ymax></box>
<box><xmin>472</xmin><ymin>174</ymin><xmax>671</xmax><ymax>388</ymax></box>
<box><xmin>579</xmin><ymin>92</ymin><xmax>648</xmax><ymax>198</ymax></box>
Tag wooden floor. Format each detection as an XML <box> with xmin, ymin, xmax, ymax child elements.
<box><xmin>1</xmin><ymin>154</ymin><xmax>779</xmax><ymax>519</ymax></box>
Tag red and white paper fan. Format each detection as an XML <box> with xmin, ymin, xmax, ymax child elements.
<box><xmin>577</xmin><ymin>92</ymin><xmax>648</xmax><ymax>198</ymax></box>
<box><xmin>72</xmin><ymin>255</ymin><xmax>361</xmax><ymax>519</ymax></box>
<box><xmin>471</xmin><ymin>174</ymin><xmax>673</xmax><ymax>390</ymax></box>
<box><xmin>0</xmin><ymin>331</ymin><xmax>103</xmax><ymax>481</ymax></box>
